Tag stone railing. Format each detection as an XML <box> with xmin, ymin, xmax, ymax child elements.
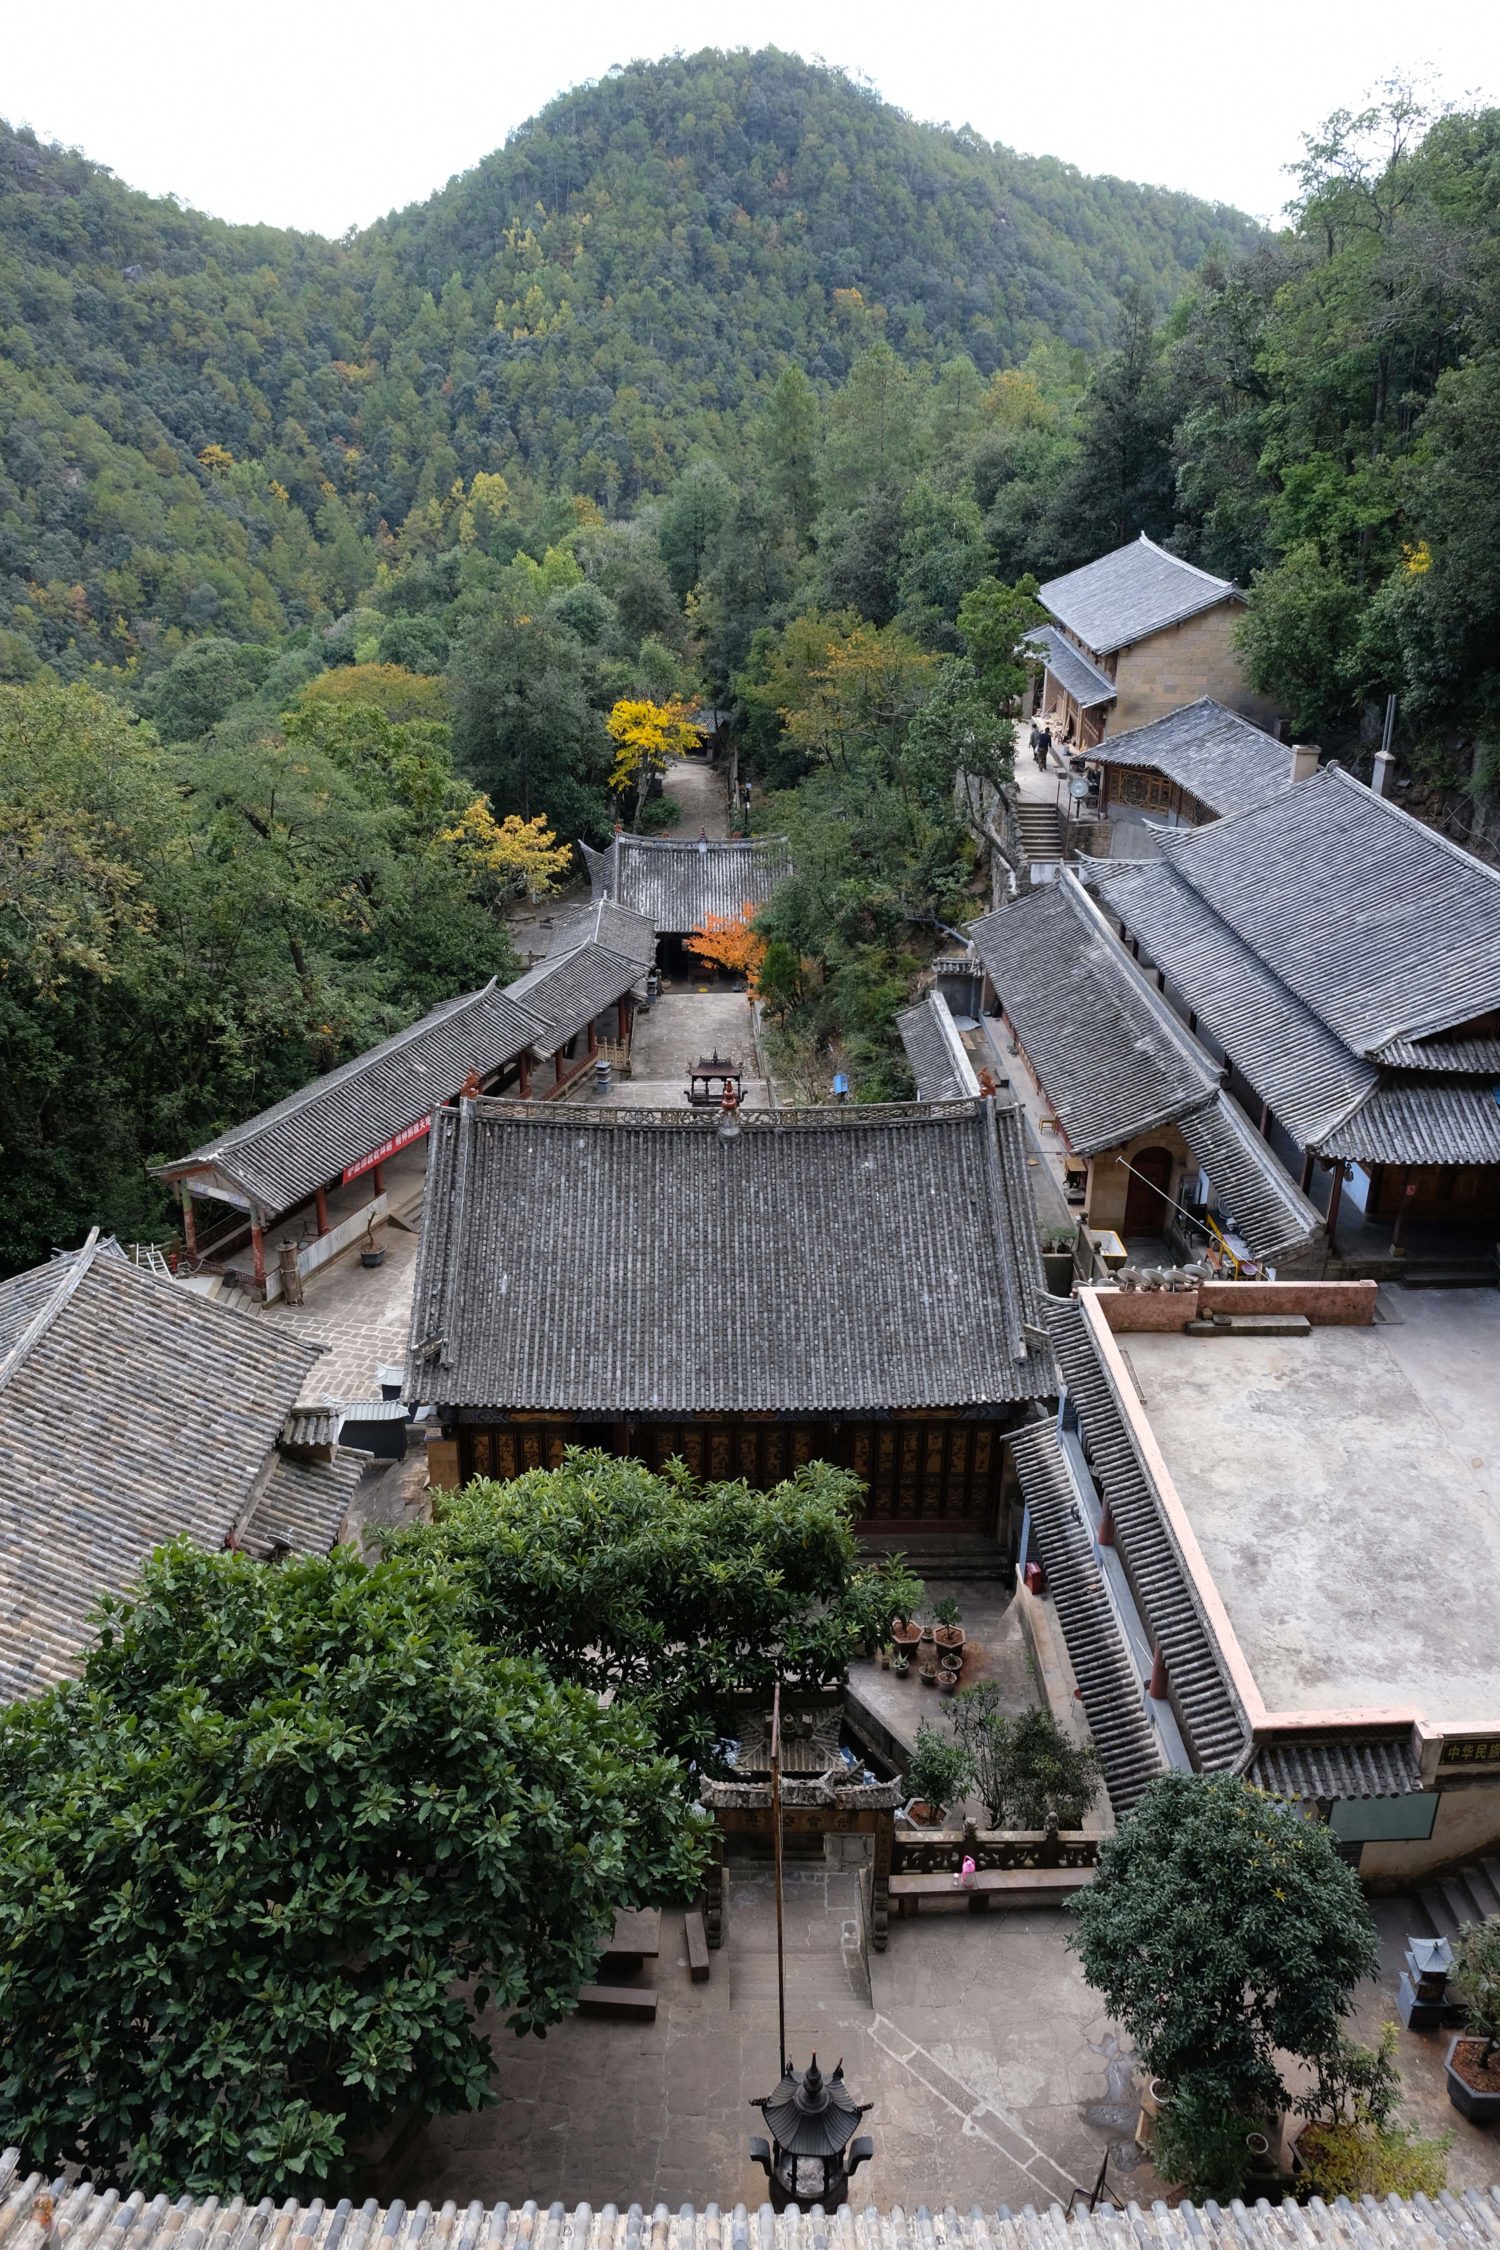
<box><xmin>892</xmin><ymin>1828</ymin><xmax>1099</xmax><ymax>1876</ymax></box>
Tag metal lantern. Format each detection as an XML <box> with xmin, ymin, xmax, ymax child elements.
<box><xmin>750</xmin><ymin>2054</ymin><xmax>873</xmax><ymax>2211</ymax></box>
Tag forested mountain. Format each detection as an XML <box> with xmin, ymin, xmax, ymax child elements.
<box><xmin>7</xmin><ymin>67</ymin><xmax>1500</xmax><ymax>1276</ymax></box>
<box><xmin>0</xmin><ymin>50</ymin><xmax>1253</xmax><ymax>674</ymax></box>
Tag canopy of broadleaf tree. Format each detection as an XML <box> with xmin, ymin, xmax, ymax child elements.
<box><xmin>1069</xmin><ymin>1772</ymin><xmax>1378</xmax><ymax>2111</ymax></box>
<box><xmin>388</xmin><ymin>1452</ymin><xmax>922</xmax><ymax>1771</ymax></box>
<box><xmin>0</xmin><ymin>1542</ymin><xmax>706</xmax><ymax>2200</ymax></box>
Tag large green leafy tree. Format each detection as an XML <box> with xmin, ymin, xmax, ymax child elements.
<box><xmin>448</xmin><ymin>611</ymin><xmax>611</xmax><ymax>840</ymax></box>
<box><xmin>0</xmin><ymin>1542</ymin><xmax>705</xmax><ymax>2198</ymax></box>
<box><xmin>1070</xmin><ymin>1772</ymin><xmax>1378</xmax><ymax>2110</ymax></box>
<box><xmin>389</xmin><ymin>1452</ymin><xmax>919</xmax><ymax>1771</ymax></box>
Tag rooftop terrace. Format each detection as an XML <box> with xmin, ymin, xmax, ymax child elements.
<box><xmin>1116</xmin><ymin>1288</ymin><xmax>1500</xmax><ymax>1724</ymax></box>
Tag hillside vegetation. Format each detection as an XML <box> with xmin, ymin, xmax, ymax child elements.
<box><xmin>0</xmin><ymin>49</ymin><xmax>1253</xmax><ymax>674</ymax></box>
<box><xmin>6</xmin><ymin>74</ymin><xmax>1500</xmax><ymax>1273</ymax></box>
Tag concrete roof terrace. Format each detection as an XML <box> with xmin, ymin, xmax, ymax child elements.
<box><xmin>1114</xmin><ymin>1289</ymin><xmax>1500</xmax><ymax>1726</ymax></box>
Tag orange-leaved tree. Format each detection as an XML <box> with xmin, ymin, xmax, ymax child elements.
<box><xmin>605</xmin><ymin>696</ymin><xmax>699</xmax><ymax>828</ymax></box>
<box><xmin>685</xmin><ymin>903</ymin><xmax>768</xmax><ymax>994</ymax></box>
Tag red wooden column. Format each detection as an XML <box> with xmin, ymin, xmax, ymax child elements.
<box><xmin>619</xmin><ymin>994</ymin><xmax>633</xmax><ymax>1040</ymax></box>
<box><xmin>315</xmin><ymin>1185</ymin><xmax>329</xmax><ymax>1237</ymax></box>
<box><xmin>519</xmin><ymin>1051</ymin><xmax>532</xmax><ymax>1098</ymax></box>
<box><xmin>250</xmin><ymin>1218</ymin><xmax>267</xmax><ymax>1290</ymax></box>
<box><xmin>1389</xmin><ymin>1173</ymin><xmax>1416</xmax><ymax>1256</ymax></box>
<box><xmin>372</xmin><ymin>1161</ymin><xmax>384</xmax><ymax>1199</ymax></box>
<box><xmin>587</xmin><ymin>1016</ymin><xmax>599</xmax><ymax>1057</ymax></box>
<box><xmin>555</xmin><ymin>1049</ymin><xmax>568</xmax><ymax>1089</ymax></box>
<box><xmin>180</xmin><ymin>1186</ymin><xmax>198</xmax><ymax>1258</ymax></box>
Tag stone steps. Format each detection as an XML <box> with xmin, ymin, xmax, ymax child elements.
<box><xmin>1414</xmin><ymin>1856</ymin><xmax>1500</xmax><ymax>1941</ymax></box>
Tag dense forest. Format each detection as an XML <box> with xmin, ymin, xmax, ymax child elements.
<box><xmin>3</xmin><ymin>63</ymin><xmax>1500</xmax><ymax>1270</ymax></box>
<box><xmin>0</xmin><ymin>49</ymin><xmax>1252</xmax><ymax>674</ymax></box>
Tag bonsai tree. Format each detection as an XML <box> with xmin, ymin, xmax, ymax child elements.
<box><xmin>953</xmin><ymin>1689</ymin><xmax>1099</xmax><ymax>1831</ymax></box>
<box><xmin>1070</xmin><ymin>1772</ymin><xmax>1378</xmax><ymax>2114</ymax></box>
<box><xmin>905</xmin><ymin>1721</ymin><xmax>975</xmax><ymax>1817</ymax></box>
<box><xmin>391</xmin><ymin>1452</ymin><xmax>910</xmax><ymax>1771</ymax></box>
<box><xmin>0</xmin><ymin>1541</ymin><xmax>707</xmax><ymax>2200</ymax></box>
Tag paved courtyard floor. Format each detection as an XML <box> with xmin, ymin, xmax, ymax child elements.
<box><xmin>392</xmin><ymin>1871</ymin><xmax>1139</xmax><ymax>2215</ymax></box>
<box><xmin>386</xmin><ymin>1867</ymin><xmax>1500</xmax><ymax>2214</ymax></box>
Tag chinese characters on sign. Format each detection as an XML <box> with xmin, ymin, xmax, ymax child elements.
<box><xmin>341</xmin><ymin>1115</ymin><xmax>431</xmax><ymax>1186</ymax></box>
<box><xmin>1438</xmin><ymin>1736</ymin><xmax>1500</xmax><ymax>1769</ymax></box>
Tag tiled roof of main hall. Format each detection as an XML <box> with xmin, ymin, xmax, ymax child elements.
<box><xmin>5</xmin><ymin>2151</ymin><xmax>1499</xmax><ymax>2250</ymax></box>
<box><xmin>406</xmin><ymin>1096</ymin><xmax>1053</xmax><ymax>1416</ymax></box>
<box><xmin>582</xmin><ymin>833</ymin><xmax>792</xmax><ymax>935</ymax></box>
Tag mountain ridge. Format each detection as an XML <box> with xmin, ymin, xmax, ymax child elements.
<box><xmin>0</xmin><ymin>48</ymin><xmax>1258</xmax><ymax>675</ymax></box>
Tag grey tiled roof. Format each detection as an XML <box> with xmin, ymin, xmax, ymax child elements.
<box><xmin>407</xmin><ymin>1097</ymin><xmax>1053</xmax><ymax>1415</ymax></box>
<box><xmin>158</xmin><ymin>983</ymin><xmax>547</xmax><ymax>1215</ymax></box>
<box><xmin>504</xmin><ymin>929</ymin><xmax>651</xmax><ymax>1059</ymax></box>
<box><xmin>970</xmin><ymin>878</ymin><xmax>1220</xmax><ymax>1155</ymax></box>
<box><xmin>1041</xmin><ymin>536</ymin><xmax>1239</xmax><ymax>655</ymax></box>
<box><xmin>1088</xmin><ymin>698</ymin><xmax>1293</xmax><ymax>819</ymax></box>
<box><xmin>1248</xmin><ymin>1734</ymin><xmax>1425</xmax><ymax>1802</ymax></box>
<box><xmin>1372</xmin><ymin>1037</ymin><xmax>1500</xmax><ymax>1073</ymax></box>
<box><xmin>242</xmin><ymin>1446</ymin><xmax>367</xmax><ymax>1560</ymax></box>
<box><xmin>1048</xmin><ymin>1300</ymin><xmax>1249</xmax><ymax>1774</ymax></box>
<box><xmin>5</xmin><ymin>2154</ymin><xmax>1500</xmax><ymax>2250</ymax></box>
<box><xmin>1095</xmin><ymin>766</ymin><xmax>1500</xmax><ymax>1158</ymax></box>
<box><xmin>0</xmin><ymin>1238</ymin><xmax>325</xmax><ymax>1702</ymax></box>
<box><xmin>1093</xmin><ymin>861</ymin><xmax>1379</xmax><ymax>1147</ymax></box>
<box><xmin>971</xmin><ymin>879</ymin><xmax>1318</xmax><ymax>1258</ymax></box>
<box><xmin>1009</xmin><ymin>1420</ymin><xmax>1165</xmax><ymax>1815</ymax></box>
<box><xmin>1177</xmin><ymin>1096</ymin><xmax>1323</xmax><ymax>1263</ymax></box>
<box><xmin>896</xmin><ymin>992</ymin><xmax>980</xmax><ymax>1100</ymax></box>
<box><xmin>1319</xmin><ymin>1078</ymin><xmax>1500</xmax><ymax>1165</ymax></box>
<box><xmin>1025</xmin><ymin>625</ymin><xmax>1116</xmax><ymax>710</ymax></box>
<box><xmin>1153</xmin><ymin>765</ymin><xmax>1500</xmax><ymax>1052</ymax></box>
<box><xmin>541</xmin><ymin>897</ymin><xmax>658</xmax><ymax>968</ymax></box>
<box><xmin>582</xmin><ymin>833</ymin><xmax>792</xmax><ymax>934</ymax></box>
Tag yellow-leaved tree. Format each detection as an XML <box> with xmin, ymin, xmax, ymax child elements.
<box><xmin>440</xmin><ymin>799</ymin><xmax>572</xmax><ymax>910</ymax></box>
<box><xmin>605</xmin><ymin>696</ymin><xmax>698</xmax><ymax>828</ymax></box>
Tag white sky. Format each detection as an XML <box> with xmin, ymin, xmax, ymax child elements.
<box><xmin>5</xmin><ymin>0</ymin><xmax>1496</xmax><ymax>238</ymax></box>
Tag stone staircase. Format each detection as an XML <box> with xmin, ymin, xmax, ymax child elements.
<box><xmin>1411</xmin><ymin>1855</ymin><xmax>1500</xmax><ymax>1942</ymax></box>
<box><xmin>1014</xmin><ymin>800</ymin><xmax>1066</xmax><ymax>869</ymax></box>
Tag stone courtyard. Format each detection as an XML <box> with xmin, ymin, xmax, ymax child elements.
<box><xmin>390</xmin><ymin>1877</ymin><xmax>1134</xmax><ymax>2216</ymax></box>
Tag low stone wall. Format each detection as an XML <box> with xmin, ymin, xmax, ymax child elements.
<box><xmin>1093</xmin><ymin>1279</ymin><xmax>1378</xmax><ymax>1332</ymax></box>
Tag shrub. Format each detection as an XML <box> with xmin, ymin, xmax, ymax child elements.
<box><xmin>905</xmin><ymin>1720</ymin><xmax>975</xmax><ymax>1811</ymax></box>
<box><xmin>952</xmin><ymin>1689</ymin><xmax>1099</xmax><ymax>1830</ymax></box>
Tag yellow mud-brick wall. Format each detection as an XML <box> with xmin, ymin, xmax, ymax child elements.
<box><xmin>1084</xmin><ymin>1123</ymin><xmax>1194</xmax><ymax>1235</ymax></box>
<box><xmin>1108</xmin><ymin>602</ymin><xmax>1281</xmax><ymax>734</ymax></box>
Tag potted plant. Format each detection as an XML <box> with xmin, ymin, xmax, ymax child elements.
<box><xmin>919</xmin><ymin>1648</ymin><xmax>939</xmax><ymax>1686</ymax></box>
<box><xmin>938</xmin><ymin>1654</ymin><xmax>962</xmax><ymax>1694</ymax></box>
<box><xmin>1447</xmin><ymin>1922</ymin><xmax>1500</xmax><ymax>2124</ymax></box>
<box><xmin>904</xmin><ymin>1722</ymin><xmax>974</xmax><ymax>1826</ymax></box>
<box><xmin>360</xmin><ymin>1219</ymin><xmax>386</xmax><ymax>1269</ymax></box>
<box><xmin>891</xmin><ymin>1613</ymin><xmax>923</xmax><ymax>1654</ymax></box>
<box><xmin>891</xmin><ymin>1650</ymin><xmax>910</xmax><ymax>1678</ymax></box>
<box><xmin>933</xmin><ymin>1597</ymin><xmax>965</xmax><ymax>1655</ymax></box>
<box><xmin>878</xmin><ymin>1642</ymin><xmax>893</xmax><ymax>1670</ymax></box>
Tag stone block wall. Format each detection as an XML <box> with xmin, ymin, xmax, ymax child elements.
<box><xmin>1108</xmin><ymin>603</ymin><xmax>1280</xmax><ymax>735</ymax></box>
